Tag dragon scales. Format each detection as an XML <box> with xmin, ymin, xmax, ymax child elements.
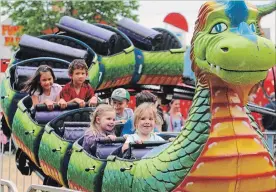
<box><xmin>102</xmin><ymin>1</ymin><xmax>276</xmax><ymax>192</ymax></box>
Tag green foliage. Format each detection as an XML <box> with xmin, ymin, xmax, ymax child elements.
<box><xmin>1</xmin><ymin>0</ymin><xmax>139</xmax><ymax>37</ymax></box>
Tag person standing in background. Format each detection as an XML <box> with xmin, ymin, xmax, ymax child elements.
<box><xmin>164</xmin><ymin>99</ymin><xmax>184</xmax><ymax>132</ymax></box>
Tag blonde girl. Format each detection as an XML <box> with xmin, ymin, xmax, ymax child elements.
<box><xmin>122</xmin><ymin>103</ymin><xmax>164</xmax><ymax>152</ymax></box>
<box><xmin>82</xmin><ymin>104</ymin><xmax>116</xmax><ymax>151</ymax></box>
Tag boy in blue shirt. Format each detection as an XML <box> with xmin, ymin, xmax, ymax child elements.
<box><xmin>111</xmin><ymin>88</ymin><xmax>134</xmax><ymax>134</ymax></box>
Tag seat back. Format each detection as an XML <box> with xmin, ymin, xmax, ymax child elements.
<box><xmin>35</xmin><ymin>110</ymin><xmax>69</xmax><ymax>125</ymax></box>
<box><xmin>19</xmin><ymin>34</ymin><xmax>88</xmax><ymax>61</ymax></box>
<box><xmin>63</xmin><ymin>121</ymin><xmax>90</xmax><ymax>128</ymax></box>
<box><xmin>39</xmin><ymin>34</ymin><xmax>96</xmax><ymax>66</ymax></box>
<box><xmin>152</xmin><ymin>28</ymin><xmax>182</xmax><ymax>51</ymax></box>
<box><xmin>57</xmin><ymin>16</ymin><xmax>118</xmax><ymax>55</ymax></box>
<box><xmin>130</xmin><ymin>148</ymin><xmax>154</xmax><ymax>159</ymax></box>
<box><xmin>63</xmin><ymin>127</ymin><xmax>87</xmax><ymax>142</ymax></box>
<box><xmin>117</xmin><ymin>18</ymin><xmax>163</xmax><ymax>51</ymax></box>
<box><xmin>96</xmin><ymin>144</ymin><xmax>123</xmax><ymax>159</ymax></box>
<box><xmin>128</xmin><ymin>141</ymin><xmax>169</xmax><ymax>159</ymax></box>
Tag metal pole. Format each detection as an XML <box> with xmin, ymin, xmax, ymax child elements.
<box><xmin>8</xmin><ymin>138</ymin><xmax>12</xmax><ymax>180</ymax></box>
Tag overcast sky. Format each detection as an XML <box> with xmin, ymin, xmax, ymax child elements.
<box><xmin>138</xmin><ymin>1</ymin><xmax>276</xmax><ymax>44</ymax></box>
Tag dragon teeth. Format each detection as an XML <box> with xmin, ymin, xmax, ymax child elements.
<box><xmin>216</xmin><ymin>65</ymin><xmax>220</xmax><ymax>73</ymax></box>
<box><xmin>209</xmin><ymin>63</ymin><xmax>221</xmax><ymax>73</ymax></box>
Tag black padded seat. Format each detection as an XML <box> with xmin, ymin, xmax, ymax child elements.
<box><xmin>57</xmin><ymin>17</ymin><xmax>132</xmax><ymax>56</ymax></box>
<box><xmin>151</xmin><ymin>28</ymin><xmax>182</xmax><ymax>51</ymax></box>
<box><xmin>117</xmin><ymin>18</ymin><xmax>163</xmax><ymax>51</ymax></box>
<box><xmin>34</xmin><ymin>104</ymin><xmax>92</xmax><ymax>125</ymax></box>
<box><xmin>39</xmin><ymin>34</ymin><xmax>96</xmax><ymax>66</ymax></box>
<box><xmin>89</xmin><ymin>137</ymin><xmax>125</xmax><ymax>159</ymax></box>
<box><xmin>125</xmin><ymin>141</ymin><xmax>169</xmax><ymax>160</ymax></box>
<box><xmin>95</xmin><ymin>24</ymin><xmax>132</xmax><ymax>55</ymax></box>
<box><xmin>18</xmin><ymin>34</ymin><xmax>88</xmax><ymax>62</ymax></box>
<box><xmin>14</xmin><ymin>66</ymin><xmax>69</xmax><ymax>90</ymax></box>
<box><xmin>35</xmin><ymin>110</ymin><xmax>70</xmax><ymax>125</ymax></box>
<box><xmin>95</xmin><ymin>144</ymin><xmax>123</xmax><ymax>159</ymax></box>
<box><xmin>130</xmin><ymin>148</ymin><xmax>153</xmax><ymax>159</ymax></box>
<box><xmin>63</xmin><ymin>122</ymin><xmax>90</xmax><ymax>128</ymax></box>
<box><xmin>48</xmin><ymin>108</ymin><xmax>93</xmax><ymax>135</ymax></box>
<box><xmin>59</xmin><ymin>121</ymin><xmax>90</xmax><ymax>139</ymax></box>
<box><xmin>57</xmin><ymin>16</ymin><xmax>117</xmax><ymax>55</ymax></box>
<box><xmin>157</xmin><ymin>132</ymin><xmax>178</xmax><ymax>140</ymax></box>
<box><xmin>62</xmin><ymin>126</ymin><xmax>88</xmax><ymax>142</ymax></box>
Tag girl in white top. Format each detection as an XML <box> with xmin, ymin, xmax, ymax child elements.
<box><xmin>23</xmin><ymin>65</ymin><xmax>62</xmax><ymax>110</ymax></box>
<box><xmin>122</xmin><ymin>103</ymin><xmax>164</xmax><ymax>152</ymax></box>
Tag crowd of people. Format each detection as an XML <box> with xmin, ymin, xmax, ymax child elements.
<box><xmin>22</xmin><ymin>59</ymin><xmax>186</xmax><ymax>154</ymax></box>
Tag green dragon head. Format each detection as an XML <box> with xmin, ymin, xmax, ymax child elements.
<box><xmin>191</xmin><ymin>0</ymin><xmax>275</xmax><ymax>86</ymax></box>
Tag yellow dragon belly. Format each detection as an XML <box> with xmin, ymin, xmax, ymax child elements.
<box><xmin>173</xmin><ymin>88</ymin><xmax>276</xmax><ymax>192</ymax></box>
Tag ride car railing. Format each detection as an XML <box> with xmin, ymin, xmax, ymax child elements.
<box><xmin>26</xmin><ymin>184</ymin><xmax>80</xmax><ymax>192</ymax></box>
<box><xmin>0</xmin><ymin>179</ymin><xmax>18</xmax><ymax>192</ymax></box>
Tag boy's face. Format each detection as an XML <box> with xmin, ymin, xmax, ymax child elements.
<box><xmin>71</xmin><ymin>68</ymin><xmax>87</xmax><ymax>85</ymax></box>
<box><xmin>112</xmin><ymin>99</ymin><xmax>128</xmax><ymax>115</ymax></box>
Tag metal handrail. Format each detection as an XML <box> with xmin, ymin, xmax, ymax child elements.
<box><xmin>248</xmin><ymin>103</ymin><xmax>276</xmax><ymax>117</ymax></box>
<box><xmin>0</xmin><ymin>179</ymin><xmax>19</xmax><ymax>192</ymax></box>
<box><xmin>263</xmin><ymin>131</ymin><xmax>276</xmax><ymax>135</ymax></box>
<box><xmin>26</xmin><ymin>184</ymin><xmax>81</xmax><ymax>192</ymax></box>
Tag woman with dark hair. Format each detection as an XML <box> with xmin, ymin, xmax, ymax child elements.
<box><xmin>135</xmin><ymin>91</ymin><xmax>167</xmax><ymax>132</ymax></box>
<box><xmin>164</xmin><ymin>99</ymin><xmax>184</xmax><ymax>132</ymax></box>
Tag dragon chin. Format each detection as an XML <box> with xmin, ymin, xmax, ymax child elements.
<box><xmin>195</xmin><ymin>58</ymin><xmax>269</xmax><ymax>87</ymax></box>
<box><xmin>206</xmin><ymin>61</ymin><xmax>268</xmax><ymax>73</ymax></box>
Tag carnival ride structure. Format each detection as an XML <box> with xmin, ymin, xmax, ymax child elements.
<box><xmin>0</xmin><ymin>0</ymin><xmax>276</xmax><ymax>192</ymax></box>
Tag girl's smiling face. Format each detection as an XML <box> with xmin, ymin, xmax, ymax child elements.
<box><xmin>40</xmin><ymin>71</ymin><xmax>54</xmax><ymax>91</ymax></box>
<box><xmin>136</xmin><ymin>110</ymin><xmax>155</xmax><ymax>136</ymax></box>
<box><xmin>97</xmin><ymin>111</ymin><xmax>116</xmax><ymax>132</ymax></box>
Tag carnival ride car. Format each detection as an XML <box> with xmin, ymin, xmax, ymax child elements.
<box><xmin>0</xmin><ymin>0</ymin><xmax>276</xmax><ymax>191</ymax></box>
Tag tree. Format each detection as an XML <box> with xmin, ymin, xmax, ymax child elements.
<box><xmin>1</xmin><ymin>0</ymin><xmax>139</xmax><ymax>37</ymax></box>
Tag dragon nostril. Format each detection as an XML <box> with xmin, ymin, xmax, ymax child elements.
<box><xmin>221</xmin><ymin>47</ymin><xmax>229</xmax><ymax>52</ymax></box>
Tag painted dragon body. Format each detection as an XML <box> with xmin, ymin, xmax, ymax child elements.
<box><xmin>1</xmin><ymin>1</ymin><xmax>275</xmax><ymax>192</ymax></box>
<box><xmin>101</xmin><ymin>1</ymin><xmax>276</xmax><ymax>191</ymax></box>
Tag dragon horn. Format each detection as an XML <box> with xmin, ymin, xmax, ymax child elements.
<box><xmin>257</xmin><ymin>1</ymin><xmax>276</xmax><ymax>18</ymax></box>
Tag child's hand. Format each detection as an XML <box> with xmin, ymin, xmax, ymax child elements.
<box><xmin>106</xmin><ymin>135</ymin><xmax>117</xmax><ymax>141</ymax></box>
<box><xmin>123</xmin><ymin>134</ymin><xmax>129</xmax><ymax>139</ymax></box>
<box><xmin>88</xmin><ymin>96</ymin><xmax>97</xmax><ymax>107</ymax></box>
<box><xmin>168</xmin><ymin>137</ymin><xmax>175</xmax><ymax>142</ymax></box>
<box><xmin>74</xmin><ymin>98</ymin><xmax>86</xmax><ymax>108</ymax></box>
<box><xmin>122</xmin><ymin>143</ymin><xmax>129</xmax><ymax>152</ymax></box>
<box><xmin>44</xmin><ymin>100</ymin><xmax>55</xmax><ymax>111</ymax></box>
<box><xmin>134</xmin><ymin>140</ymin><xmax>143</xmax><ymax>144</ymax></box>
<box><xmin>58</xmin><ymin>99</ymin><xmax>67</xmax><ymax>109</ymax></box>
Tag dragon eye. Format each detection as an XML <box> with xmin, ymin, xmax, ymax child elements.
<box><xmin>249</xmin><ymin>23</ymin><xmax>256</xmax><ymax>33</ymax></box>
<box><xmin>210</xmin><ymin>23</ymin><xmax>228</xmax><ymax>34</ymax></box>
